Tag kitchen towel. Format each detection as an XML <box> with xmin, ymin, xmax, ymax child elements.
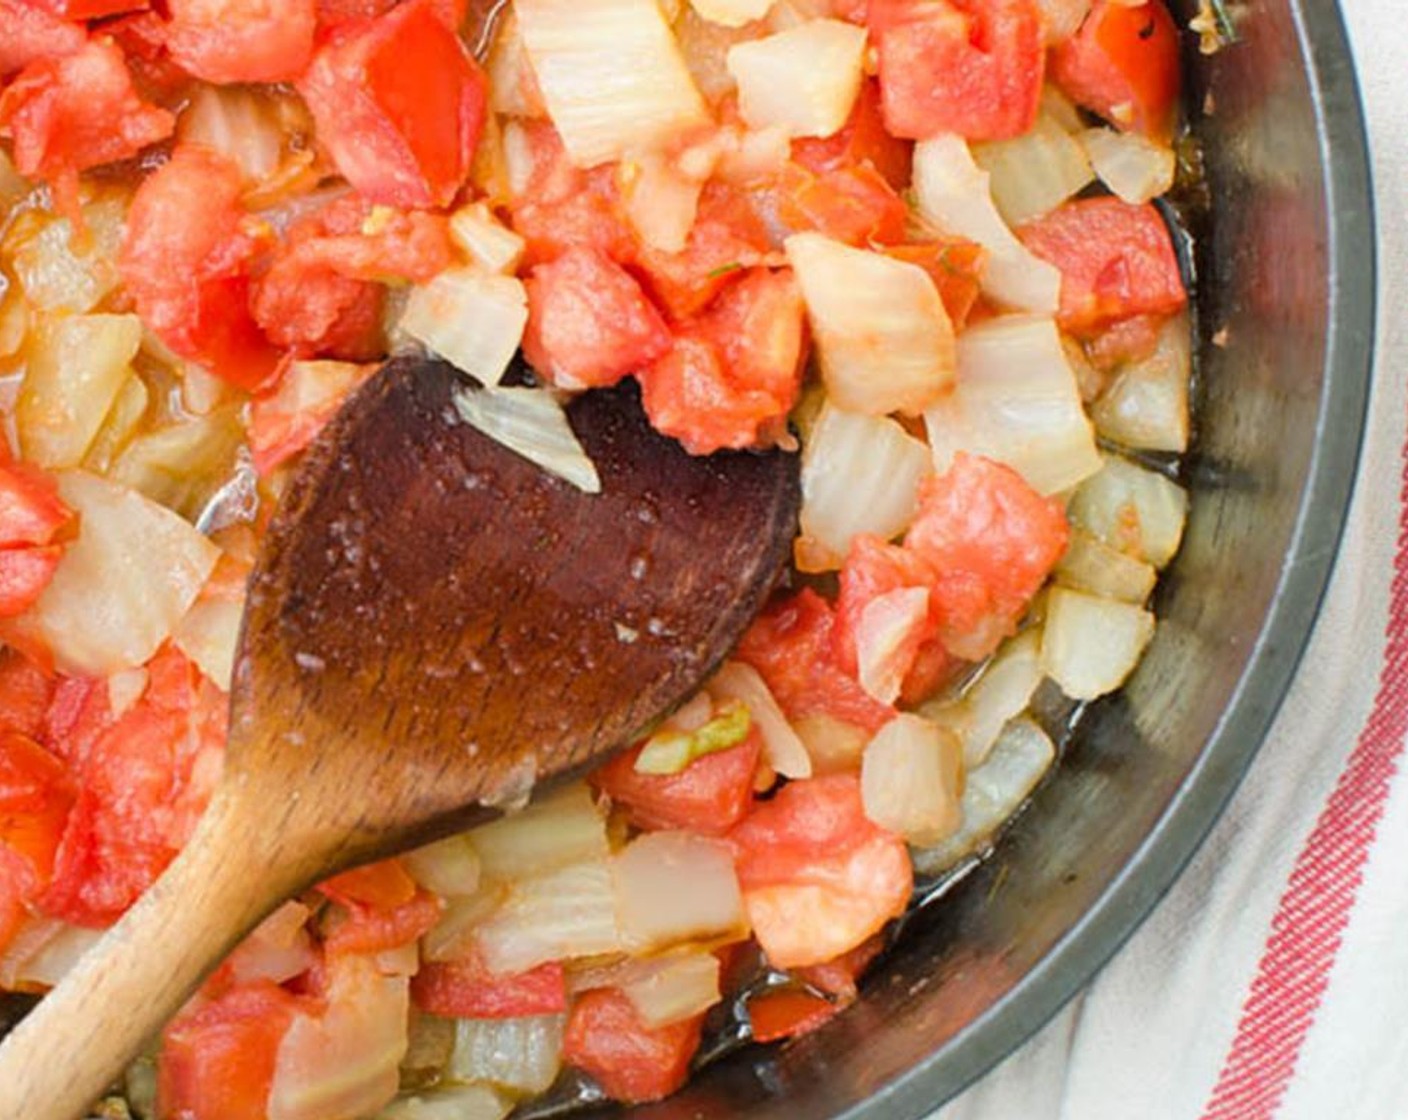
<box><xmin>936</xmin><ymin>2</ymin><xmax>1408</xmax><ymax>1118</ymax></box>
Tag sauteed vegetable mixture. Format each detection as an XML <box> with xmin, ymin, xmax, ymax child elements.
<box><xmin>0</xmin><ymin>0</ymin><xmax>1191</xmax><ymax>1114</ymax></box>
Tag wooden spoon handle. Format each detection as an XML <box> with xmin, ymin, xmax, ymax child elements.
<box><xmin>0</xmin><ymin>792</ymin><xmax>309</xmax><ymax>1120</ymax></box>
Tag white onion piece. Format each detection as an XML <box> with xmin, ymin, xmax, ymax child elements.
<box><xmin>474</xmin><ymin>860</ymin><xmax>622</xmax><ymax>975</ymax></box>
<box><xmin>106</xmin><ymin>667</ymin><xmax>148</xmax><ymax>718</ymax></box>
<box><xmin>620</xmin><ymin>152</ymin><xmax>704</xmax><ymax>254</ymax></box>
<box><xmin>107</xmin><ymin>407</ymin><xmax>246</xmax><ymax>522</ymax></box>
<box><xmin>22</xmin><ymin>472</ymin><xmax>218</xmax><ymax>676</ymax></box>
<box><xmin>1068</xmin><ymin>455</ymin><xmax>1188</xmax><ymax>568</ymax></box>
<box><xmin>622</xmin><ymin>950</ymin><xmax>722</xmax><ymax>1027</ymax></box>
<box><xmin>8</xmin><ymin>194</ymin><xmax>126</xmax><ymax>315</ymax></box>
<box><xmin>487</xmin><ymin>10</ymin><xmax>544</xmax><ymax>118</ymax></box>
<box><xmin>787</xmin><ymin>233</ymin><xmax>955</xmax><ymax>416</ymax></box>
<box><xmin>855</xmin><ymin>587</ymin><xmax>931</xmax><ymax>705</ymax></box>
<box><xmin>1040</xmin><ymin>84</ymin><xmax>1086</xmax><ymax>133</ymax></box>
<box><xmin>422</xmin><ymin>885</ymin><xmax>509</xmax><ymax>963</ymax></box>
<box><xmin>501</xmin><ymin>120</ymin><xmax>536</xmax><ymax>198</ymax></box>
<box><xmin>403</xmin><ymin>834</ymin><xmax>482</xmax><ymax>898</ymax></box>
<box><xmin>18</xmin><ymin>313</ymin><xmax>140</xmax><ymax>469</ymax></box>
<box><xmin>613</xmin><ymin>831</ymin><xmax>747</xmax><ymax>950</ymax></box>
<box><xmin>400</xmin><ymin>267</ymin><xmax>527</xmax><ymax>388</ymax></box>
<box><xmin>468</xmin><ymin>783</ymin><xmax>607</xmax><ymax>880</ymax></box>
<box><xmin>172</xmin><ymin>595</ymin><xmax>242</xmax><ymax>691</ymax></box>
<box><xmin>910</xmin><ymin>717</ymin><xmax>1055</xmax><ymax>875</ymax></box>
<box><xmin>226</xmin><ymin>902</ymin><xmax>316</xmax><ymax>987</ymax></box>
<box><xmin>1091</xmin><ymin>313</ymin><xmax>1191</xmax><ymax>452</ymax></box>
<box><xmin>923</xmin><ymin>315</ymin><xmax>1101</xmax><ymax>495</ymax></box>
<box><xmin>708</xmin><ymin>661</ymin><xmax>811</xmax><ymax>779</ymax></box>
<box><xmin>793</xmin><ymin>713</ymin><xmax>870</xmax><ymax>775</ymax></box>
<box><xmin>376</xmin><ymin>1084</ymin><xmax>512</xmax><ymax>1120</ymax></box>
<box><xmin>1056</xmin><ymin>528</ymin><xmax>1158</xmax><ymax>604</ymax></box>
<box><xmin>179</xmin><ymin>86</ymin><xmax>283</xmax><ymax>186</ymax></box>
<box><xmin>972</xmin><ymin>113</ymin><xmax>1093</xmax><ymax>226</ymax></box>
<box><xmin>691</xmin><ymin>0</ymin><xmax>772</xmax><ymax>27</ymax></box>
<box><xmin>1034</xmin><ymin>0</ymin><xmax>1092</xmax><ymax>43</ymax></box>
<box><xmin>449</xmin><ymin>202</ymin><xmax>527</xmax><ymax>275</ymax></box>
<box><xmin>797</xmin><ymin>402</ymin><xmax>932</xmax><ymax>571</ymax></box>
<box><xmin>515</xmin><ymin>0</ymin><xmax>708</xmax><ymax>168</ymax></box>
<box><xmin>676</xmin><ymin>10</ymin><xmax>753</xmax><ymax>105</ymax></box>
<box><xmin>268</xmin><ymin>957</ymin><xmax>409</xmax><ymax>1120</ymax></box>
<box><xmin>714</xmin><ymin>123</ymin><xmax>790</xmax><ymax>185</ymax></box>
<box><xmin>447</xmin><ymin>1015</ymin><xmax>565</xmax><ymax>1095</ymax></box>
<box><xmin>453</xmin><ymin>385</ymin><xmax>601</xmax><ymax>494</ymax></box>
<box><xmin>912</xmin><ymin>134</ymin><xmax>1062</xmax><ymax>314</ymax></box>
<box><xmin>1080</xmin><ymin>127</ymin><xmax>1177</xmax><ymax>204</ymax></box>
<box><xmin>861</xmin><ymin>713</ymin><xmax>963</xmax><ymax>846</ymax></box>
<box><xmin>0</xmin><ymin>920</ymin><xmax>101</xmax><ymax>990</ymax></box>
<box><xmin>1040</xmin><ymin>587</ymin><xmax>1155</xmax><ymax>700</ymax></box>
<box><xmin>925</xmin><ymin>628</ymin><xmax>1044</xmax><ymax>768</ymax></box>
<box><xmin>727</xmin><ymin>20</ymin><xmax>866</xmax><ymax>139</ymax></box>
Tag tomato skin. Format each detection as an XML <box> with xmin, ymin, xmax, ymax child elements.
<box><xmin>1051</xmin><ymin>0</ymin><xmax>1181</xmax><ymax>142</ymax></box>
<box><xmin>0</xmin><ymin>547</ymin><xmax>62</xmax><ymax>617</ymax></box>
<box><xmin>746</xmin><ymin>988</ymin><xmax>838</xmax><ymax>1043</ymax></box>
<box><xmin>0</xmin><ymin>459</ymin><xmax>71</xmax><ymax>549</ymax></box>
<box><xmin>158</xmin><ymin>980</ymin><xmax>306</xmax><ymax>1120</ymax></box>
<box><xmin>165</xmin><ymin>0</ymin><xmax>315</xmax><ymax>84</ymax></box>
<box><xmin>792</xmin><ymin>78</ymin><xmax>912</xmax><ymax>192</ymax></box>
<box><xmin>592</xmin><ymin>729</ymin><xmax>762</xmax><ymax>835</ymax></box>
<box><xmin>777</xmin><ymin>161</ymin><xmax>908</xmax><ymax>248</ymax></box>
<box><xmin>0</xmin><ymin>730</ymin><xmax>74</xmax><ymax>895</ymax></box>
<box><xmin>411</xmin><ymin>951</ymin><xmax>567</xmax><ymax>1019</ymax></box>
<box><xmin>523</xmin><ymin>247</ymin><xmax>672</xmax><ymax>389</ymax></box>
<box><xmin>0</xmin><ymin>0</ymin><xmax>86</xmax><ymax>79</ymax></box>
<box><xmin>298</xmin><ymin>0</ymin><xmax>487</xmax><ymax>208</ymax></box>
<box><xmin>869</xmin><ymin>0</ymin><xmax>1045</xmax><ymax>141</ymax></box>
<box><xmin>1017</xmin><ymin>196</ymin><xmax>1186</xmax><ymax>337</ymax></box>
<box><xmin>0</xmin><ymin>651</ymin><xmax>54</xmax><ymax>741</ymax></box>
<box><xmin>563</xmin><ymin>987</ymin><xmax>704</xmax><ymax>1104</ymax></box>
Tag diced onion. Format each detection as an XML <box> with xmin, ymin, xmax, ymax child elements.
<box><xmin>860</xmin><ymin>713</ymin><xmax>963</xmax><ymax>846</ymax></box>
<box><xmin>909</xmin><ymin>717</ymin><xmax>1055</xmax><ymax>876</ymax></box>
<box><xmin>22</xmin><ymin>472</ymin><xmax>219</xmax><ymax>676</ymax></box>
<box><xmin>403</xmin><ymin>834</ymin><xmax>482</xmax><ymax>898</ymax></box>
<box><xmin>793</xmin><ymin>713</ymin><xmax>869</xmax><ymax>774</ymax></box>
<box><xmin>106</xmin><ymin>667</ymin><xmax>148</xmax><ymax>718</ymax></box>
<box><xmin>972</xmin><ymin>113</ymin><xmax>1094</xmax><ymax>226</ymax></box>
<box><xmin>179</xmin><ymin>85</ymin><xmax>284</xmax><ymax>187</ymax></box>
<box><xmin>422</xmin><ymin>885</ymin><xmax>510</xmax><ymax>963</ymax></box>
<box><xmin>487</xmin><ymin>10</ymin><xmax>544</xmax><ymax>119</ymax></box>
<box><xmin>1080</xmin><ymin>127</ymin><xmax>1177</xmax><ymax>204</ymax></box>
<box><xmin>1040</xmin><ymin>587</ymin><xmax>1155</xmax><ymax>700</ymax></box>
<box><xmin>107</xmin><ymin>407</ymin><xmax>247</xmax><ymax>523</ymax></box>
<box><xmin>515</xmin><ymin>0</ymin><xmax>708</xmax><ymax>168</ymax></box>
<box><xmin>727</xmin><ymin>20</ymin><xmax>866</xmax><ymax>139</ymax></box>
<box><xmin>473</xmin><ymin>860</ymin><xmax>622</xmax><ymax>974</ymax></box>
<box><xmin>468</xmin><ymin>783</ymin><xmax>608</xmax><ymax>880</ymax></box>
<box><xmin>225</xmin><ymin>902</ymin><xmax>316</xmax><ymax>987</ymax></box>
<box><xmin>1090</xmin><ymin>313</ymin><xmax>1191</xmax><ymax>452</ymax></box>
<box><xmin>619</xmin><ymin>153</ymin><xmax>704</xmax><ymax>254</ymax></box>
<box><xmin>446</xmin><ymin>1015</ymin><xmax>565</xmax><ymax>1095</ymax></box>
<box><xmin>676</xmin><ymin>10</ymin><xmax>753</xmax><ymax>105</ymax></box>
<box><xmin>924</xmin><ymin>628</ymin><xmax>1044</xmax><ymax>768</ymax></box>
<box><xmin>621</xmin><ymin>950</ymin><xmax>722</xmax><ymax>1027</ymax></box>
<box><xmin>923</xmin><ymin>315</ymin><xmax>1101</xmax><ymax>495</ymax></box>
<box><xmin>376</xmin><ymin>1084</ymin><xmax>512</xmax><ymax>1120</ymax></box>
<box><xmin>797</xmin><ymin>401</ymin><xmax>932</xmax><ymax>571</ymax></box>
<box><xmin>786</xmin><ymin>233</ymin><xmax>956</xmax><ymax>416</ymax></box>
<box><xmin>6</xmin><ymin>194</ymin><xmax>126</xmax><ymax>315</ymax></box>
<box><xmin>613</xmin><ymin>831</ymin><xmax>747</xmax><ymax>950</ymax></box>
<box><xmin>82</xmin><ymin>377</ymin><xmax>149</xmax><ymax>475</ymax></box>
<box><xmin>0</xmin><ymin>920</ymin><xmax>102</xmax><ymax>990</ymax></box>
<box><xmin>400</xmin><ymin>267</ymin><xmax>527</xmax><ymax>388</ymax></box>
<box><xmin>172</xmin><ymin>595</ymin><xmax>242</xmax><ymax>691</ymax></box>
<box><xmin>1055</xmin><ymin>529</ymin><xmax>1157</xmax><ymax>604</ymax></box>
<box><xmin>1067</xmin><ymin>455</ymin><xmax>1188</xmax><ymax>568</ymax></box>
<box><xmin>448</xmin><ymin>202</ymin><xmax>527</xmax><ymax>275</ymax></box>
<box><xmin>452</xmin><ymin>384</ymin><xmax>602</xmax><ymax>494</ymax></box>
<box><xmin>1034</xmin><ymin>0</ymin><xmax>1092</xmax><ymax>43</ymax></box>
<box><xmin>634</xmin><ymin>701</ymin><xmax>750</xmax><ymax>775</ymax></box>
<box><xmin>912</xmin><ymin>134</ymin><xmax>1062</xmax><ymax>314</ymax></box>
<box><xmin>707</xmin><ymin>661</ymin><xmax>811</xmax><ymax>779</ymax></box>
<box><xmin>18</xmin><ymin>313</ymin><xmax>140</xmax><ymax>469</ymax></box>
<box><xmin>690</xmin><ymin>0</ymin><xmax>772</xmax><ymax>27</ymax></box>
<box><xmin>855</xmin><ymin>587</ymin><xmax>931</xmax><ymax>705</ymax></box>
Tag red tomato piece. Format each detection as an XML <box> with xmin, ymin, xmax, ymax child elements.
<box><xmin>0</xmin><ymin>460</ymin><xmax>71</xmax><ymax>549</ymax></box>
<box><xmin>320</xmin><ymin>858</ymin><xmax>417</xmax><ymax>910</ymax></box>
<box><xmin>906</xmin><ymin>453</ymin><xmax>1068</xmax><ymax>661</ymax></box>
<box><xmin>298</xmin><ymin>0</ymin><xmax>487</xmax><ymax>208</ymax></box>
<box><xmin>104</xmin><ymin>12</ymin><xmax>193</xmax><ymax>104</ymax></box>
<box><xmin>411</xmin><ymin>950</ymin><xmax>567</xmax><ymax>1019</ymax></box>
<box><xmin>166</xmin><ymin>0</ymin><xmax>315</xmax><ymax>84</ymax></box>
<box><xmin>0</xmin><ymin>730</ymin><xmax>74</xmax><ymax>894</ymax></box>
<box><xmin>509</xmin><ymin>125</ymin><xmax>634</xmax><ymax>268</ymax></box>
<box><xmin>119</xmin><ymin>145</ymin><xmax>281</xmax><ymax>390</ymax></box>
<box><xmin>1085</xmin><ymin>311</ymin><xmax>1165</xmax><ymax>371</ymax></box>
<box><xmin>591</xmin><ymin>728</ymin><xmax>762</xmax><ymax>835</ymax></box>
<box><xmin>1051</xmin><ymin>0</ymin><xmax>1181</xmax><ymax>142</ymax></box>
<box><xmin>883</xmin><ymin>240</ymin><xmax>988</xmax><ymax>329</ymax></box>
<box><xmin>523</xmin><ymin>247</ymin><xmax>672</xmax><ymax>389</ymax></box>
<box><xmin>1017</xmin><ymin>196</ymin><xmax>1186</xmax><ymax>337</ymax></box>
<box><xmin>792</xmin><ymin>78</ymin><xmax>913</xmax><ymax>191</ymax></box>
<box><xmin>316</xmin><ymin>0</ymin><xmax>465</xmax><ymax>31</ymax></box>
<box><xmin>248</xmin><ymin>358</ymin><xmax>378</xmax><ymax>475</ymax></box>
<box><xmin>746</xmin><ymin>988</ymin><xmax>839</xmax><ymax>1043</ymax></box>
<box><xmin>0</xmin><ymin>547</ymin><xmax>63</xmax><ymax>617</ymax></box>
<box><xmin>0</xmin><ymin>0</ymin><xmax>86</xmax><ymax>77</ymax></box>
<box><xmin>869</xmin><ymin>0</ymin><xmax>1044</xmax><ymax>141</ymax></box>
<box><xmin>0</xmin><ymin>651</ymin><xmax>54</xmax><ymax>741</ymax></box>
<box><xmin>32</xmin><ymin>0</ymin><xmax>149</xmax><ymax>19</ymax></box>
<box><xmin>563</xmin><ymin>987</ymin><xmax>704</xmax><ymax>1104</ymax></box>
<box><xmin>794</xmin><ymin>933</ymin><xmax>886</xmax><ymax>1001</ymax></box>
<box><xmin>157</xmin><ymin>981</ymin><xmax>306</xmax><ymax>1120</ymax></box>
<box><xmin>322</xmin><ymin>889</ymin><xmax>442</xmax><ymax>956</ymax></box>
<box><xmin>727</xmin><ymin>774</ymin><xmax>911</xmax><ymax>968</ymax></box>
<box><xmin>735</xmin><ymin>589</ymin><xmax>894</xmax><ymax>736</ymax></box>
<box><xmin>777</xmin><ymin>161</ymin><xmax>908</xmax><ymax>248</ymax></box>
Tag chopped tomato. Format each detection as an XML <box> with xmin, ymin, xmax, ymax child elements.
<box><xmin>727</xmin><ymin>774</ymin><xmax>911</xmax><ymax>968</ymax></box>
<box><xmin>883</xmin><ymin>239</ymin><xmax>988</xmax><ymax>329</ymax></box>
<box><xmin>795</xmin><ymin>933</ymin><xmax>886</xmax><ymax>1001</ymax></box>
<box><xmin>0</xmin><ymin>730</ymin><xmax>74</xmax><ymax>895</ymax></box>
<box><xmin>411</xmin><ymin>950</ymin><xmax>567</xmax><ymax>1018</ymax></box>
<box><xmin>592</xmin><ymin>728</ymin><xmax>762</xmax><ymax>834</ymax></box>
<box><xmin>322</xmin><ymin>889</ymin><xmax>442</xmax><ymax>956</ymax></box>
<box><xmin>0</xmin><ymin>547</ymin><xmax>62</xmax><ymax>617</ymax></box>
<box><xmin>166</xmin><ymin>0</ymin><xmax>315</xmax><ymax>84</ymax></box>
<box><xmin>746</xmin><ymin>988</ymin><xmax>839</xmax><ymax>1043</ymax></box>
<box><xmin>41</xmin><ymin>674</ymin><xmax>110</xmax><ymax>767</ymax></box>
<box><xmin>563</xmin><ymin>987</ymin><xmax>704</xmax><ymax>1104</ymax></box>
<box><xmin>869</xmin><ymin>0</ymin><xmax>1044</xmax><ymax>141</ymax></box>
<box><xmin>509</xmin><ymin>125</ymin><xmax>634</xmax><ymax>268</ymax></box>
<box><xmin>320</xmin><ymin>858</ymin><xmax>417</xmax><ymax>910</ymax></box>
<box><xmin>1017</xmin><ymin>196</ymin><xmax>1186</xmax><ymax>337</ymax></box>
<box><xmin>1085</xmin><ymin>311</ymin><xmax>1166</xmax><ymax>371</ymax></box>
<box><xmin>735</xmin><ymin>589</ymin><xmax>894</xmax><ymax>736</ymax></box>
<box><xmin>31</xmin><ymin>0</ymin><xmax>148</xmax><ymax>16</ymax></box>
<box><xmin>777</xmin><ymin>161</ymin><xmax>908</xmax><ymax>248</ymax></box>
<box><xmin>248</xmin><ymin>358</ymin><xmax>378</xmax><ymax>475</ymax></box>
<box><xmin>316</xmin><ymin>0</ymin><xmax>466</xmax><ymax>31</ymax></box>
<box><xmin>0</xmin><ymin>651</ymin><xmax>54</xmax><ymax>740</ymax></box>
<box><xmin>105</xmin><ymin>12</ymin><xmax>193</xmax><ymax>104</ymax></box>
<box><xmin>906</xmin><ymin>453</ymin><xmax>1068</xmax><ymax>660</ymax></box>
<box><xmin>1051</xmin><ymin>0</ymin><xmax>1181</xmax><ymax>142</ymax></box>
<box><xmin>158</xmin><ymin>980</ymin><xmax>306</xmax><ymax>1120</ymax></box>
<box><xmin>119</xmin><ymin>145</ymin><xmax>281</xmax><ymax>390</ymax></box>
<box><xmin>792</xmin><ymin>79</ymin><xmax>913</xmax><ymax>191</ymax></box>
<box><xmin>0</xmin><ymin>0</ymin><xmax>86</xmax><ymax>78</ymax></box>
<box><xmin>523</xmin><ymin>247</ymin><xmax>672</xmax><ymax>389</ymax></box>
<box><xmin>298</xmin><ymin>0</ymin><xmax>488</xmax><ymax>208</ymax></box>
<box><xmin>0</xmin><ymin>459</ymin><xmax>72</xmax><ymax>548</ymax></box>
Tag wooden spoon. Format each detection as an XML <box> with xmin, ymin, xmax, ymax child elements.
<box><xmin>0</xmin><ymin>356</ymin><xmax>800</xmax><ymax>1120</ymax></box>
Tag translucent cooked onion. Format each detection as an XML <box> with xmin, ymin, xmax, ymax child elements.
<box><xmin>923</xmin><ymin>315</ymin><xmax>1101</xmax><ymax>496</ymax></box>
<box><xmin>690</xmin><ymin>0</ymin><xmax>773</xmax><ymax>28</ymax></box>
<box><xmin>621</xmin><ymin>950</ymin><xmax>722</xmax><ymax>1027</ymax></box>
<box><xmin>400</xmin><ymin>267</ymin><xmax>528</xmax><ymax>388</ymax></box>
<box><xmin>619</xmin><ymin>152</ymin><xmax>704</xmax><ymax>254</ymax></box>
<box><xmin>727</xmin><ymin>20</ymin><xmax>867</xmax><ymax>139</ymax></box>
<box><xmin>1091</xmin><ymin>313</ymin><xmax>1191</xmax><ymax>452</ymax></box>
<box><xmin>448</xmin><ymin>202</ymin><xmax>527</xmax><ymax>275</ymax></box>
<box><xmin>467</xmin><ymin>783</ymin><xmax>608</xmax><ymax>881</ymax></box>
<box><xmin>376</xmin><ymin>1083</ymin><xmax>512</xmax><ymax>1120</ymax></box>
<box><xmin>854</xmin><ymin>587</ymin><xmax>931</xmax><ymax>705</ymax></box>
<box><xmin>613</xmin><ymin>831</ymin><xmax>747</xmax><ymax>950</ymax></box>
<box><xmin>1055</xmin><ymin>529</ymin><xmax>1158</xmax><ymax>604</ymax></box>
<box><xmin>487</xmin><ymin>10</ymin><xmax>544</xmax><ymax>119</ymax></box>
<box><xmin>452</xmin><ymin>384</ymin><xmax>601</xmax><ymax>494</ymax></box>
<box><xmin>797</xmin><ymin>402</ymin><xmax>932</xmax><ymax>571</ymax></box>
<box><xmin>0</xmin><ymin>920</ymin><xmax>102</xmax><ymax>990</ymax></box>
<box><xmin>1080</xmin><ymin>127</ymin><xmax>1177</xmax><ymax>205</ymax></box>
<box><xmin>179</xmin><ymin>85</ymin><xmax>284</xmax><ymax>187</ymax></box>
<box><xmin>515</xmin><ymin>0</ymin><xmax>708</xmax><ymax>168</ymax></box>
<box><xmin>446</xmin><ymin>1015</ymin><xmax>565</xmax><ymax>1095</ymax></box>
<box><xmin>786</xmin><ymin>233</ymin><xmax>956</xmax><ymax>416</ymax></box>
<box><xmin>1034</xmin><ymin>0</ymin><xmax>1092</xmax><ymax>43</ymax></box>
<box><xmin>1067</xmin><ymin>455</ymin><xmax>1188</xmax><ymax>568</ymax></box>
<box><xmin>860</xmin><ymin>714</ymin><xmax>964</xmax><ymax>846</ymax></box>
<box><xmin>107</xmin><ymin>407</ymin><xmax>247</xmax><ymax>523</ymax></box>
<box><xmin>5</xmin><ymin>193</ymin><xmax>126</xmax><ymax>315</ymax></box>
<box><xmin>403</xmin><ymin>834</ymin><xmax>482</xmax><ymax>899</ymax></box>
<box><xmin>422</xmin><ymin>885</ymin><xmax>509</xmax><ymax>963</ymax></box>
<box><xmin>707</xmin><ymin>660</ymin><xmax>811</xmax><ymax>779</ymax></box>
<box><xmin>0</xmin><ymin>149</ymin><xmax>27</xmax><ymax>208</ymax></box>
<box><xmin>172</xmin><ymin>595</ymin><xmax>242</xmax><ymax>691</ymax></box>
<box><xmin>473</xmin><ymin>860</ymin><xmax>622</xmax><ymax>975</ymax></box>
<box><xmin>924</xmin><ymin>628</ymin><xmax>1044</xmax><ymax>768</ymax></box>
<box><xmin>912</xmin><ymin>134</ymin><xmax>1062</xmax><ymax>314</ymax></box>
<box><xmin>972</xmin><ymin>113</ymin><xmax>1093</xmax><ymax>226</ymax></box>
<box><xmin>1040</xmin><ymin>587</ymin><xmax>1155</xmax><ymax>700</ymax></box>
<box><xmin>224</xmin><ymin>902</ymin><xmax>316</xmax><ymax>987</ymax></box>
